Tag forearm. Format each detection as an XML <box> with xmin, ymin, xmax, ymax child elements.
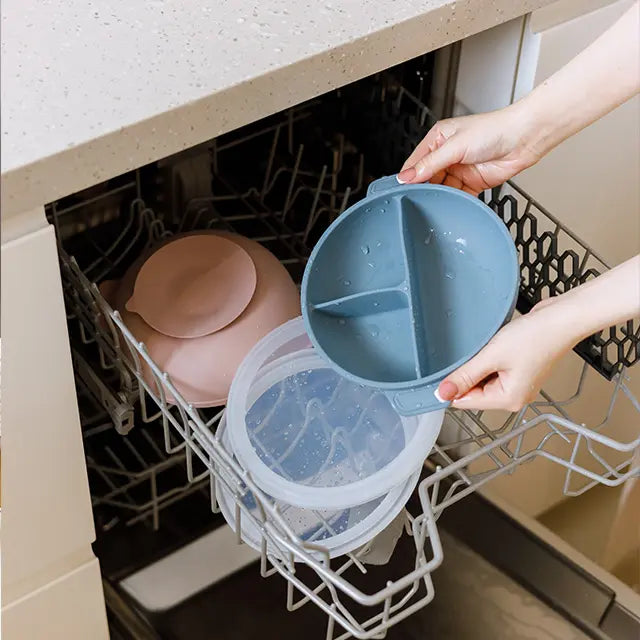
<box><xmin>552</xmin><ymin>255</ymin><xmax>640</xmax><ymax>346</ymax></box>
<box><xmin>515</xmin><ymin>2</ymin><xmax>640</xmax><ymax>159</ymax></box>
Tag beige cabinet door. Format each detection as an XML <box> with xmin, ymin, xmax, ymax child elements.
<box><xmin>1</xmin><ymin>220</ymin><xmax>102</xmax><ymax>614</ymax></box>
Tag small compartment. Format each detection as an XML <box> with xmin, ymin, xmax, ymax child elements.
<box><xmin>304</xmin><ymin>194</ymin><xmax>408</xmax><ymax>304</ymax></box>
<box><xmin>310</xmin><ymin>303</ymin><xmax>417</xmax><ymax>383</ymax></box>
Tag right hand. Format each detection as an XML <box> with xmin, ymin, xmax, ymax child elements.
<box><xmin>398</xmin><ymin>106</ymin><xmax>542</xmax><ymax>195</ymax></box>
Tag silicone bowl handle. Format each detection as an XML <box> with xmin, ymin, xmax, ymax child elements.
<box><xmin>366</xmin><ymin>175</ymin><xmax>403</xmax><ymax>197</ymax></box>
<box><xmin>385</xmin><ymin>384</ymin><xmax>450</xmax><ymax>416</ymax></box>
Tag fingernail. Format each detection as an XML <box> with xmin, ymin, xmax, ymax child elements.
<box><xmin>434</xmin><ymin>388</ymin><xmax>445</xmax><ymax>403</ymax></box>
<box><xmin>397</xmin><ymin>167</ymin><xmax>416</xmax><ymax>183</ymax></box>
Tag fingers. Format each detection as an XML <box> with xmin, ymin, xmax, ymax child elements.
<box><xmin>401</xmin><ymin>124</ymin><xmax>446</xmax><ymax>171</ymax></box>
<box><xmin>407</xmin><ymin>139</ymin><xmax>464</xmax><ymax>184</ymax></box>
<box><xmin>443</xmin><ymin>174</ymin><xmax>463</xmax><ymax>190</ymax></box>
<box><xmin>437</xmin><ymin>350</ymin><xmax>496</xmax><ymax>402</ymax></box>
<box><xmin>452</xmin><ymin>379</ymin><xmax>532</xmax><ymax>412</ymax></box>
<box><xmin>531</xmin><ymin>297</ymin><xmax>556</xmax><ymax>312</ymax></box>
<box><xmin>451</xmin><ymin>376</ymin><xmax>512</xmax><ymax>411</ymax></box>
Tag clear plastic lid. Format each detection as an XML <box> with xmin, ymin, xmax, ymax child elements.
<box><xmin>216</xmin><ymin>415</ymin><xmax>418</xmax><ymax>560</ymax></box>
<box><xmin>227</xmin><ymin>318</ymin><xmax>444</xmax><ymax>510</ymax></box>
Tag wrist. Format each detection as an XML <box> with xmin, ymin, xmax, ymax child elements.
<box><xmin>509</xmin><ymin>90</ymin><xmax>561</xmax><ymax>163</ymax></box>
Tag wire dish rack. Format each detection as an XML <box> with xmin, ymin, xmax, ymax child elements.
<box><xmin>51</xmin><ymin>74</ymin><xmax>640</xmax><ymax>640</ymax></box>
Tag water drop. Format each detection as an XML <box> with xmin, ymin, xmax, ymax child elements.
<box><xmin>445</xmin><ymin>309</ymin><xmax>454</xmax><ymax>318</ymax></box>
<box><xmin>384</xmin><ymin>199</ymin><xmax>390</xmax><ymax>205</ymax></box>
<box><xmin>376</xmin><ymin>241</ymin><xmax>382</xmax><ymax>248</ymax></box>
<box><xmin>373</xmin><ymin>301</ymin><xmax>379</xmax><ymax>307</ymax></box>
<box><xmin>455</xmin><ymin>237</ymin><xmax>467</xmax><ymax>246</ymax></box>
<box><xmin>365</xmin><ymin>207</ymin><xmax>372</xmax><ymax>213</ymax></box>
<box><xmin>445</xmin><ymin>272</ymin><xmax>456</xmax><ymax>280</ymax></box>
<box><xmin>367</xmin><ymin>262</ymin><xmax>375</xmax><ymax>269</ymax></box>
<box><xmin>424</xmin><ymin>229</ymin><xmax>434</xmax><ymax>245</ymax></box>
<box><xmin>370</xmin><ymin>329</ymin><xmax>379</xmax><ymax>338</ymax></box>
<box><xmin>361</xmin><ymin>245</ymin><xmax>370</xmax><ymax>255</ymax></box>
<box><xmin>380</xmin><ymin>208</ymin><xmax>386</xmax><ymax>214</ymax></box>
<box><xmin>343</xmin><ymin>279</ymin><xmax>351</xmax><ymax>286</ymax></box>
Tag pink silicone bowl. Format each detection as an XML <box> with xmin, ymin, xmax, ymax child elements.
<box><xmin>100</xmin><ymin>231</ymin><xmax>300</xmax><ymax>407</ymax></box>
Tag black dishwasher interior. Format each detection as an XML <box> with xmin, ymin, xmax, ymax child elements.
<box><xmin>48</xmin><ymin>49</ymin><xmax>640</xmax><ymax>640</ymax></box>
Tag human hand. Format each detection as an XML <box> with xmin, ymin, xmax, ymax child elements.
<box><xmin>398</xmin><ymin>106</ymin><xmax>542</xmax><ymax>195</ymax></box>
<box><xmin>436</xmin><ymin>299</ymin><xmax>574</xmax><ymax>411</ymax></box>
<box><xmin>436</xmin><ymin>255</ymin><xmax>640</xmax><ymax>412</ymax></box>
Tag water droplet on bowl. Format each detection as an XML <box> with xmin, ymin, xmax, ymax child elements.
<box><xmin>365</xmin><ymin>207</ymin><xmax>372</xmax><ymax>213</ymax></box>
<box><xmin>445</xmin><ymin>309</ymin><xmax>454</xmax><ymax>318</ymax></box>
<box><xmin>367</xmin><ymin>262</ymin><xmax>375</xmax><ymax>269</ymax></box>
<box><xmin>343</xmin><ymin>279</ymin><xmax>351</xmax><ymax>286</ymax></box>
<box><xmin>445</xmin><ymin>272</ymin><xmax>456</xmax><ymax>280</ymax></box>
<box><xmin>361</xmin><ymin>245</ymin><xmax>370</xmax><ymax>255</ymax></box>
<box><xmin>384</xmin><ymin>199</ymin><xmax>390</xmax><ymax>205</ymax></box>
<box><xmin>379</xmin><ymin>208</ymin><xmax>385</xmax><ymax>214</ymax></box>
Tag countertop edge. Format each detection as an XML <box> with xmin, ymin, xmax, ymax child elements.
<box><xmin>1</xmin><ymin>1</ymin><xmax>551</xmax><ymax>220</ymax></box>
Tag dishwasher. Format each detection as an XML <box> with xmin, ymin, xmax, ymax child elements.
<box><xmin>48</xmin><ymin>50</ymin><xmax>640</xmax><ymax>640</ymax></box>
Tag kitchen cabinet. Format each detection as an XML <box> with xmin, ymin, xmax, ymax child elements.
<box><xmin>3</xmin><ymin>559</ymin><xmax>107</xmax><ymax>640</ymax></box>
<box><xmin>1</xmin><ymin>222</ymin><xmax>109</xmax><ymax>638</ymax></box>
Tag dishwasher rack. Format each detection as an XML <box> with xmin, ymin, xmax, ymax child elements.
<box><xmin>52</xmin><ymin>75</ymin><xmax>640</xmax><ymax>640</ymax></box>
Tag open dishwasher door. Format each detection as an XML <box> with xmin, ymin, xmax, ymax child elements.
<box><xmin>104</xmin><ymin>487</ymin><xmax>639</xmax><ymax>640</ymax></box>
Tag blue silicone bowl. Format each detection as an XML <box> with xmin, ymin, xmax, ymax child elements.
<box><xmin>301</xmin><ymin>175</ymin><xmax>519</xmax><ymax>415</ymax></box>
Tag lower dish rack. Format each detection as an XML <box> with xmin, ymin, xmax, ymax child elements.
<box><xmin>52</xmin><ymin>75</ymin><xmax>640</xmax><ymax>640</ymax></box>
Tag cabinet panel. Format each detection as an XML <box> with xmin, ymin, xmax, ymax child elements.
<box><xmin>1</xmin><ymin>223</ymin><xmax>96</xmax><ymax>596</ymax></box>
<box><xmin>2</xmin><ymin>559</ymin><xmax>108</xmax><ymax>640</ymax></box>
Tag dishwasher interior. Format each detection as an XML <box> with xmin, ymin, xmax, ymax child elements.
<box><xmin>48</xmin><ymin>51</ymin><xmax>640</xmax><ymax>640</ymax></box>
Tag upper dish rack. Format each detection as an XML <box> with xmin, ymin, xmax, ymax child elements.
<box><xmin>51</xmin><ymin>75</ymin><xmax>640</xmax><ymax>640</ymax></box>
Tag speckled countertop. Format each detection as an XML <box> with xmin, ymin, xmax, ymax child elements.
<box><xmin>1</xmin><ymin>0</ymin><xmax>553</xmax><ymax>219</ymax></box>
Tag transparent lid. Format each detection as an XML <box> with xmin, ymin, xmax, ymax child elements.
<box><xmin>247</xmin><ymin>363</ymin><xmax>408</xmax><ymax>488</ymax></box>
<box><xmin>227</xmin><ymin>318</ymin><xmax>444</xmax><ymax>510</ymax></box>
<box><xmin>216</xmin><ymin>417</ymin><xmax>418</xmax><ymax>560</ymax></box>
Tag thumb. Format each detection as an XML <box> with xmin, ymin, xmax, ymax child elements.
<box><xmin>437</xmin><ymin>351</ymin><xmax>495</xmax><ymax>402</ymax></box>
<box><xmin>409</xmin><ymin>138</ymin><xmax>464</xmax><ymax>183</ymax></box>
